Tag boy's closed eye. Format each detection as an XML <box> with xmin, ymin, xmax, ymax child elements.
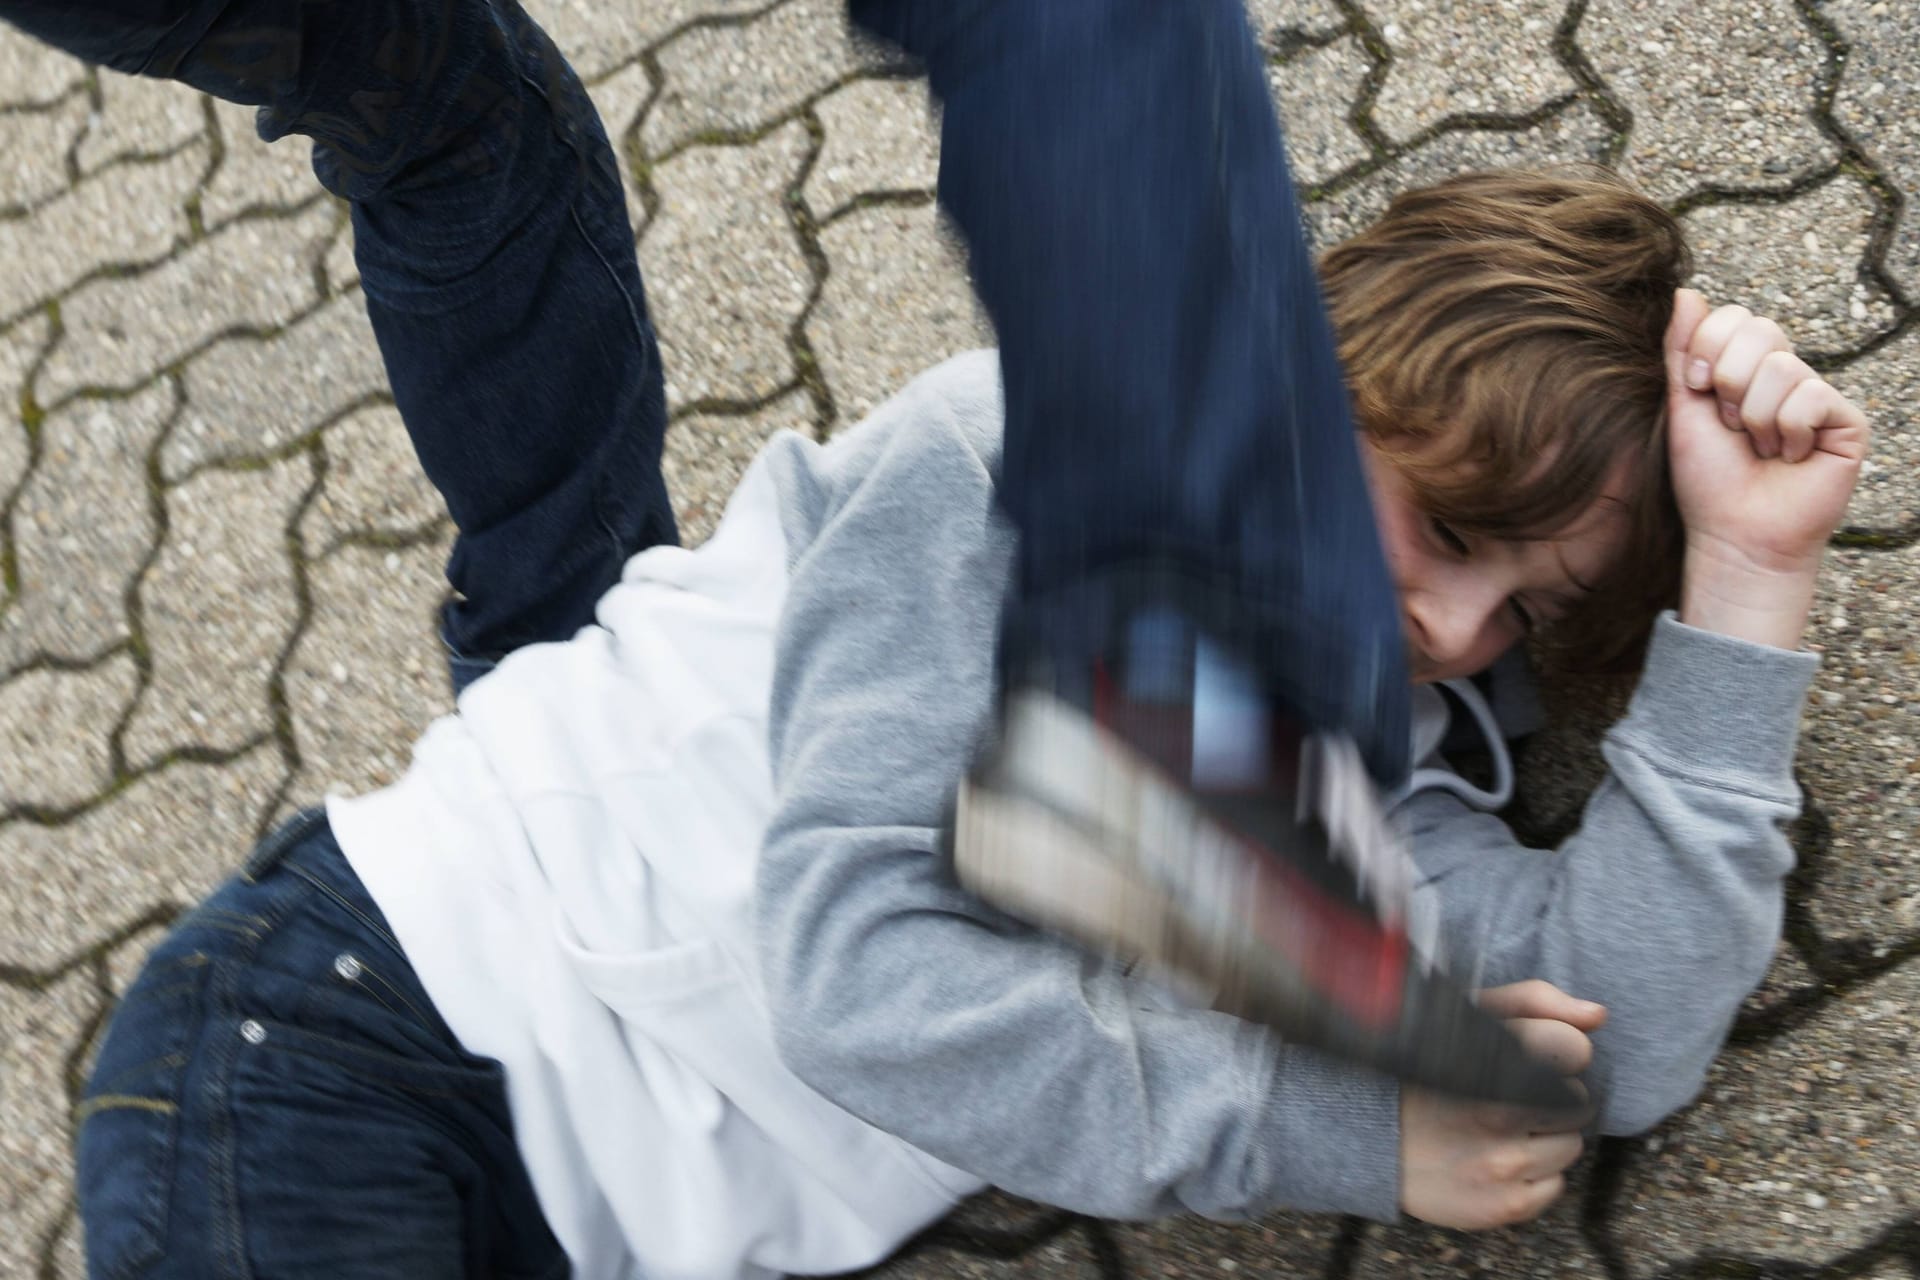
<box><xmin>1426</xmin><ymin>516</ymin><xmax>1541</xmax><ymax>636</ymax></box>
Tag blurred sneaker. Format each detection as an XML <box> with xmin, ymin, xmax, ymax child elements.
<box><xmin>951</xmin><ymin>613</ymin><xmax>1579</xmax><ymax>1110</ymax></box>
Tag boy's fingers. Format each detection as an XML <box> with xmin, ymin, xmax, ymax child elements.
<box><xmin>1709</xmin><ymin>318</ymin><xmax>1792</xmax><ymax>443</ymax></box>
<box><xmin>1665</xmin><ymin>288</ymin><xmax>1713</xmax><ymax>380</ymax></box>
<box><xmin>1502</xmin><ymin>1173</ymin><xmax>1568</xmax><ymax>1226</ymax></box>
<box><xmin>1476</xmin><ymin>979</ymin><xmax>1607</xmax><ymax>1030</ymax></box>
<box><xmin>1740</xmin><ymin>349</ymin><xmax>1811</xmax><ymax>461</ymax></box>
<box><xmin>1681</xmin><ymin>302</ymin><xmax>1753</xmax><ymax>388</ymax></box>
<box><xmin>1507</xmin><ymin>1016</ymin><xmax>1594</xmax><ymax>1076</ymax></box>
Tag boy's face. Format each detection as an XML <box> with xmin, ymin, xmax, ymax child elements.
<box><xmin>1362</xmin><ymin>445</ymin><xmax>1632</xmax><ymax>684</ymax></box>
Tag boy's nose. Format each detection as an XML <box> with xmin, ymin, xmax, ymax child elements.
<box><xmin>1406</xmin><ymin>593</ymin><xmax>1498</xmax><ymax>676</ymax></box>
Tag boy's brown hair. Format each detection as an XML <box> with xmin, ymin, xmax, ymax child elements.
<box><xmin>1318</xmin><ymin>166</ymin><xmax>1689</xmax><ymax>673</ymax></box>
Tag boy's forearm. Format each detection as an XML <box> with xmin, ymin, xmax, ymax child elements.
<box><xmin>1408</xmin><ymin>615</ymin><xmax>1816</xmax><ymax>1133</ymax></box>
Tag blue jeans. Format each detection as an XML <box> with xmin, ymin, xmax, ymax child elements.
<box><xmin>76</xmin><ymin>810</ymin><xmax>568</xmax><ymax>1279</ymax></box>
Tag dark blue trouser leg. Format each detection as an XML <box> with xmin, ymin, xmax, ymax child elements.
<box><xmin>851</xmin><ymin>0</ymin><xmax>1410</xmax><ymax>781</ymax></box>
<box><xmin>1</xmin><ymin>0</ymin><xmax>676</xmax><ymax>665</ymax></box>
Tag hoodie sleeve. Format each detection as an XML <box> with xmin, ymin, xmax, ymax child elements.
<box><xmin>1403</xmin><ymin>614</ymin><xmax>1818</xmax><ymax>1134</ymax></box>
<box><xmin>753</xmin><ymin>354</ymin><xmax>1404</xmax><ymax>1223</ymax></box>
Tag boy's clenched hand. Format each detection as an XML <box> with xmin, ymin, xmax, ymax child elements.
<box><xmin>1400</xmin><ymin>981</ymin><xmax>1603</xmax><ymax>1231</ymax></box>
<box><xmin>1664</xmin><ymin>287</ymin><xmax>1871</xmax><ymax>649</ymax></box>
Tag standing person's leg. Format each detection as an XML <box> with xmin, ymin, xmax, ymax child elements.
<box><xmin>2</xmin><ymin>0</ymin><xmax>677</xmax><ymax>690</ymax></box>
<box><xmin>851</xmin><ymin>0</ymin><xmax>1410</xmax><ymax>780</ymax></box>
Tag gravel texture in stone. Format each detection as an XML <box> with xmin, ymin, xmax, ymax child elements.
<box><xmin>525</xmin><ymin>0</ymin><xmax>767</xmax><ymax>81</ymax></box>
<box><xmin>0</xmin><ymin>142</ymin><xmax>204</xmax><ymax>325</ymax></box>
<box><xmin>0</xmin><ymin>743</ymin><xmax>282</xmax><ymax>970</ymax></box>
<box><xmin>1829</xmin><ymin>0</ymin><xmax>1920</xmax><ymax>298</ymax></box>
<box><xmin>0</xmin><ymin>971</ymin><xmax>95</xmax><ymax>1280</ymax></box>
<box><xmin>665</xmin><ymin>388</ymin><xmax>814</xmax><ymax>546</ymax></box>
<box><xmin>304</xmin><ymin>403</ymin><xmax>446</xmax><ymax>554</ymax></box>
<box><xmin>122</xmin><ymin>454</ymin><xmax>314</xmax><ymax>766</ymax></box>
<box><xmin>0</xmin><ymin>654</ymin><xmax>138</xmax><ymax>811</ymax></box>
<box><xmin>1581</xmin><ymin>0</ymin><xmax>1835</xmax><ymax>203</ymax></box>
<box><xmin>282</xmin><ymin>533</ymin><xmax>454</xmax><ymax>809</ymax></box>
<box><xmin>1247</xmin><ymin>0</ymin><xmax>1350</xmax><ymax>51</ymax></box>
<box><xmin>585</xmin><ymin>58</ymin><xmax>654</xmax><ymax>238</ymax></box>
<box><xmin>1796</xmin><ymin>546</ymin><xmax>1920</xmax><ymax>948</ymax></box>
<box><xmin>1272</xmin><ymin>36</ymin><xmax>1374</xmax><ymax>189</ymax></box>
<box><xmin>804</xmin><ymin>77</ymin><xmax>938</xmax><ymax>219</ymax></box>
<box><xmin>1682</xmin><ymin>177</ymin><xmax>1899</xmax><ymax>354</ymax></box>
<box><xmin>641</xmin><ymin>0</ymin><xmax>879</xmax><ymax>158</ymax></box>
<box><xmin>1611</xmin><ymin>961</ymin><xmax>1920</xmax><ymax>1267</ymax></box>
<box><xmin>167</xmin><ymin>290</ymin><xmax>386</xmax><ymax>479</ymax></box>
<box><xmin>0</xmin><ymin>313</ymin><xmax>48</xmax><ymax>506</ymax></box>
<box><xmin>0</xmin><ymin>25</ymin><xmax>87</xmax><ymax>109</ymax></box>
<box><xmin>640</xmin><ymin>121</ymin><xmax>813</xmax><ymax>410</ymax></box>
<box><xmin>321</xmin><ymin>213</ymin><xmax>360</xmax><ymax>296</ymax></box>
<box><xmin>1304</xmin><ymin>102</ymin><xmax>1615</xmax><ymax>249</ymax></box>
<box><xmin>1356</xmin><ymin>1178</ymin><xmax>1607</xmax><ymax>1279</ymax></box>
<box><xmin>1369</xmin><ymin>0</ymin><xmax>1576</xmax><ymax>142</ymax></box>
<box><xmin>0</xmin><ymin>380</ymin><xmax>174</xmax><ymax>672</ymax></box>
<box><xmin>74</xmin><ymin>70</ymin><xmax>205</xmax><ymax>174</ymax></box>
<box><xmin>809</xmin><ymin>201</ymin><xmax>992</xmax><ymax>426</ymax></box>
<box><xmin>201</xmin><ymin>98</ymin><xmax>323</xmax><ymax>228</ymax></box>
<box><xmin>1109</xmin><ymin>1211</ymin><xmax>1340</xmax><ymax>1279</ymax></box>
<box><xmin>1827</xmin><ymin>325</ymin><xmax>1920</xmax><ymax>530</ymax></box>
<box><xmin>0</xmin><ymin>93</ymin><xmax>89</xmax><ymax>210</ymax></box>
<box><xmin>38</xmin><ymin>200</ymin><xmax>334</xmax><ymax>401</ymax></box>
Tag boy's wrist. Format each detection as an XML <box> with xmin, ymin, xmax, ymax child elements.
<box><xmin>1679</xmin><ymin>542</ymin><xmax>1819</xmax><ymax>652</ymax></box>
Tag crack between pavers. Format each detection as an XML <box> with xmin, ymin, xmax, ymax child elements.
<box><xmin>0</xmin><ymin>298</ymin><xmax>61</xmax><ymax>624</ymax></box>
<box><xmin>0</xmin><ymin>899</ymin><xmax>183</xmax><ymax>992</ymax></box>
<box><xmin>1324</xmin><ymin>1215</ymin><xmax>1369</xmax><ymax>1280</ymax></box>
<box><xmin>1554</xmin><ymin>0</ymin><xmax>1635</xmax><ymax>166</ymax></box>
<box><xmin>1302</xmin><ymin>92</ymin><xmax>1590</xmax><ymax>203</ymax></box>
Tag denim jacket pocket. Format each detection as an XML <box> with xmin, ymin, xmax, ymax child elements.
<box><xmin>75</xmin><ymin>953</ymin><xmax>207</xmax><ymax>1280</ymax></box>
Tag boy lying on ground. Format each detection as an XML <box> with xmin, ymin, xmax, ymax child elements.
<box><xmin>20</xmin><ymin>3</ymin><xmax>1868</xmax><ymax>1278</ymax></box>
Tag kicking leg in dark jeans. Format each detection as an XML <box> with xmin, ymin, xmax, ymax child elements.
<box><xmin>0</xmin><ymin>0</ymin><xmax>667</xmax><ymax>1273</ymax></box>
<box><xmin>3</xmin><ymin>0</ymin><xmax>678</xmax><ymax>683</ymax></box>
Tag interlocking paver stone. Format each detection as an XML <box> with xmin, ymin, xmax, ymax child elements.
<box><xmin>1304</xmin><ymin>102</ymin><xmax>1615</xmax><ymax>249</ymax></box>
<box><xmin>166</xmin><ymin>290</ymin><xmax>386</xmax><ymax>479</ymax></box>
<box><xmin>665</xmin><ymin>388</ymin><xmax>813</xmax><ymax>546</ymax></box>
<box><xmin>525</xmin><ymin>0</ymin><xmax>766</xmax><ymax>82</ymax></box>
<box><xmin>303</xmin><ymin>404</ymin><xmax>446</xmax><ymax>554</ymax></box>
<box><xmin>803</xmin><ymin>77</ymin><xmax>938</xmax><ymax>219</ymax></box>
<box><xmin>1798</xmin><ymin>547</ymin><xmax>1920</xmax><ymax>947</ymax></box>
<box><xmin>201</xmin><ymin>98</ymin><xmax>323</xmax><ymax>228</ymax></box>
<box><xmin>0</xmin><ymin>313</ymin><xmax>48</xmax><ymax>507</ymax></box>
<box><xmin>0</xmin><ymin>25</ymin><xmax>86</xmax><ymax>110</ymax></box>
<box><xmin>0</xmin><ymin>972</ymin><xmax>95</xmax><ymax>1280</ymax></box>
<box><xmin>122</xmin><ymin>455</ymin><xmax>313</xmax><ymax>767</ymax></box>
<box><xmin>283</xmin><ymin>534</ymin><xmax>454</xmax><ymax>810</ymax></box>
<box><xmin>640</xmin><ymin>121</ymin><xmax>813</xmax><ymax>410</ymax></box>
<box><xmin>0</xmin><ymin>93</ymin><xmax>88</xmax><ymax>210</ymax></box>
<box><xmin>1682</xmin><ymin>177</ymin><xmax>1900</xmax><ymax>353</ymax></box>
<box><xmin>0</xmin><ymin>142</ymin><xmax>204</xmax><ymax>324</ymax></box>
<box><xmin>1829</xmin><ymin>325</ymin><xmax>1920</xmax><ymax>529</ymax></box>
<box><xmin>1829</xmin><ymin>0</ymin><xmax>1920</xmax><ymax>299</ymax></box>
<box><xmin>38</xmin><ymin>199</ymin><xmax>334</xmax><ymax>402</ymax></box>
<box><xmin>0</xmin><ymin>380</ymin><xmax>174</xmax><ymax>672</ymax></box>
<box><xmin>640</xmin><ymin>0</ymin><xmax>880</xmax><ymax>158</ymax></box>
<box><xmin>1612</xmin><ymin>961</ymin><xmax>1920</xmax><ymax>1268</ymax></box>
<box><xmin>1369</xmin><ymin>0</ymin><xmax>1576</xmax><ymax>142</ymax></box>
<box><xmin>809</xmin><ymin>202</ymin><xmax>992</xmax><ymax>426</ymax></box>
<box><xmin>1581</xmin><ymin>0</ymin><xmax>1836</xmax><ymax>203</ymax></box>
<box><xmin>74</xmin><ymin>70</ymin><xmax>205</xmax><ymax>174</ymax></box>
<box><xmin>0</xmin><ymin>654</ymin><xmax>138</xmax><ymax>811</ymax></box>
<box><xmin>1273</xmin><ymin>36</ymin><xmax>1373</xmax><ymax>189</ymax></box>
<box><xmin>0</xmin><ymin>744</ymin><xmax>282</xmax><ymax>970</ymax></box>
